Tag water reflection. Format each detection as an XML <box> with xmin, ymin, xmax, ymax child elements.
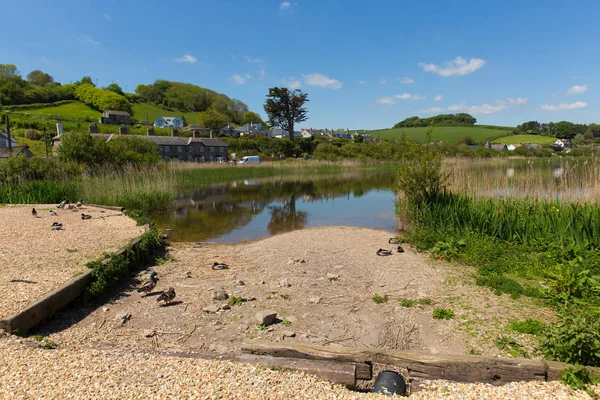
<box><xmin>152</xmin><ymin>171</ymin><xmax>398</xmax><ymax>243</ymax></box>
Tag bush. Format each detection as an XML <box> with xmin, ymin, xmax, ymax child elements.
<box><xmin>510</xmin><ymin>318</ymin><xmax>546</xmax><ymax>335</ymax></box>
<box><xmin>432</xmin><ymin>308</ymin><xmax>455</xmax><ymax>320</ymax></box>
<box><xmin>372</xmin><ymin>293</ymin><xmax>389</xmax><ymax>304</ymax></box>
<box><xmin>25</xmin><ymin>129</ymin><xmax>42</xmax><ymax>140</ymax></box>
<box><xmin>395</xmin><ymin>142</ymin><xmax>448</xmax><ymax>203</ymax></box>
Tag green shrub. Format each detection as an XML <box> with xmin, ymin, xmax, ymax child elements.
<box><xmin>25</xmin><ymin>129</ymin><xmax>42</xmax><ymax>140</ymax></box>
<box><xmin>418</xmin><ymin>298</ymin><xmax>434</xmax><ymax>305</ymax></box>
<box><xmin>432</xmin><ymin>308</ymin><xmax>455</xmax><ymax>320</ymax></box>
<box><xmin>372</xmin><ymin>293</ymin><xmax>389</xmax><ymax>304</ymax></box>
<box><xmin>399</xmin><ymin>298</ymin><xmax>416</xmax><ymax>307</ymax></box>
<box><xmin>228</xmin><ymin>296</ymin><xmax>245</xmax><ymax>306</ymax></box>
<box><xmin>510</xmin><ymin>318</ymin><xmax>546</xmax><ymax>335</ymax></box>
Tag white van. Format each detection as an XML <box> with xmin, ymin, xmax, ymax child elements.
<box><xmin>238</xmin><ymin>156</ymin><xmax>260</xmax><ymax>164</ymax></box>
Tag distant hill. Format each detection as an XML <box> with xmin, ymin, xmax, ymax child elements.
<box><xmin>367</xmin><ymin>126</ymin><xmax>513</xmax><ymax>143</ymax></box>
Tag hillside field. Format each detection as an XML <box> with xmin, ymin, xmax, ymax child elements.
<box><xmin>131</xmin><ymin>103</ymin><xmax>202</xmax><ymax>125</ymax></box>
<box><xmin>10</xmin><ymin>101</ymin><xmax>100</xmax><ymax>121</ymax></box>
<box><xmin>367</xmin><ymin>126</ymin><xmax>513</xmax><ymax>143</ymax></box>
<box><xmin>491</xmin><ymin>134</ymin><xmax>557</xmax><ymax>145</ymax></box>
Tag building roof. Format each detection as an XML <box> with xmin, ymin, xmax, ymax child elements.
<box><xmin>235</xmin><ymin>123</ymin><xmax>270</xmax><ymax>133</ymax></box>
<box><xmin>137</xmin><ymin>135</ymin><xmax>189</xmax><ymax>146</ymax></box>
<box><xmin>490</xmin><ymin>144</ymin><xmax>507</xmax><ymax>150</ymax></box>
<box><xmin>189</xmin><ymin>138</ymin><xmax>228</xmax><ymax>146</ymax></box>
<box><xmin>182</xmin><ymin>124</ymin><xmax>208</xmax><ymax>131</ymax></box>
<box><xmin>103</xmin><ymin>110</ymin><xmax>130</xmax><ymax>116</ymax></box>
<box><xmin>0</xmin><ymin>146</ymin><xmax>30</xmax><ymax>158</ymax></box>
<box><xmin>156</xmin><ymin>117</ymin><xmax>180</xmax><ymax>122</ymax></box>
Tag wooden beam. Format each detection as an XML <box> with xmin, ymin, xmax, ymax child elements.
<box><xmin>241</xmin><ymin>341</ymin><xmax>595</xmax><ymax>385</ymax></box>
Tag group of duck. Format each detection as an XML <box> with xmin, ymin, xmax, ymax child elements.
<box><xmin>137</xmin><ymin>271</ymin><xmax>177</xmax><ymax>305</ymax></box>
<box><xmin>376</xmin><ymin>237</ymin><xmax>405</xmax><ymax>256</ymax></box>
<box><xmin>31</xmin><ymin>200</ymin><xmax>92</xmax><ymax>231</ymax></box>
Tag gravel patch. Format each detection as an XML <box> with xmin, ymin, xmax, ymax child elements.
<box><xmin>0</xmin><ymin>204</ymin><xmax>143</xmax><ymax>318</ymax></box>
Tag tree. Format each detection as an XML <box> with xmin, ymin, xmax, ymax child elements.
<box><xmin>77</xmin><ymin>76</ymin><xmax>95</xmax><ymax>87</ymax></box>
<box><xmin>242</xmin><ymin>111</ymin><xmax>263</xmax><ymax>125</ymax></box>
<box><xmin>264</xmin><ymin>87</ymin><xmax>308</xmax><ymax>141</ymax></box>
<box><xmin>554</xmin><ymin>121</ymin><xmax>578</xmax><ymax>139</ymax></box>
<box><xmin>105</xmin><ymin>83</ymin><xmax>124</xmax><ymax>96</ymax></box>
<box><xmin>27</xmin><ymin>70</ymin><xmax>54</xmax><ymax>86</ymax></box>
<box><xmin>0</xmin><ymin>64</ymin><xmax>20</xmax><ymax>80</ymax></box>
<box><xmin>57</xmin><ymin>132</ymin><xmax>111</xmax><ymax>165</ymax></box>
<box><xmin>354</xmin><ymin>134</ymin><xmax>364</xmax><ymax>143</ymax></box>
<box><xmin>457</xmin><ymin>136</ymin><xmax>475</xmax><ymax>145</ymax></box>
<box><xmin>585</xmin><ymin>123</ymin><xmax>600</xmax><ymax>138</ymax></box>
<box><xmin>197</xmin><ymin>109</ymin><xmax>228</xmax><ymax>136</ymax></box>
<box><xmin>181</xmin><ymin>114</ymin><xmax>188</xmax><ymax>126</ymax></box>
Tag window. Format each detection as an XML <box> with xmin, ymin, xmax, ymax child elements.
<box><xmin>164</xmin><ymin>146</ymin><xmax>170</xmax><ymax>152</ymax></box>
<box><xmin>220</xmin><ymin>147</ymin><xmax>225</xmax><ymax>153</ymax></box>
<box><xmin>200</xmin><ymin>147</ymin><xmax>204</xmax><ymax>153</ymax></box>
<box><xmin>177</xmin><ymin>146</ymin><xmax>183</xmax><ymax>153</ymax></box>
<box><xmin>210</xmin><ymin>147</ymin><xmax>214</xmax><ymax>153</ymax></box>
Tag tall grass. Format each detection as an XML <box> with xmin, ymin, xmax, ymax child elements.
<box><xmin>0</xmin><ymin>180</ymin><xmax>78</xmax><ymax>204</ymax></box>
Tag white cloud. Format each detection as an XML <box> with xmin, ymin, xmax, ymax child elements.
<box><xmin>567</xmin><ymin>84</ymin><xmax>588</xmax><ymax>95</ymax></box>
<box><xmin>280</xmin><ymin>1</ymin><xmax>291</xmax><ymax>9</ymax></box>
<box><xmin>380</xmin><ymin>79</ymin><xmax>387</xmax><ymax>85</ymax></box>
<box><xmin>508</xmin><ymin>97</ymin><xmax>528</xmax><ymax>104</ymax></box>
<box><xmin>419</xmin><ymin>56</ymin><xmax>486</xmax><ymax>77</ymax></box>
<box><xmin>358</xmin><ymin>80</ymin><xmax>366</xmax><ymax>85</ymax></box>
<box><xmin>78</xmin><ymin>35</ymin><xmax>100</xmax><ymax>45</ymax></box>
<box><xmin>232</xmin><ymin>73</ymin><xmax>251</xmax><ymax>84</ymax></box>
<box><xmin>103</xmin><ymin>12</ymin><xmax>111</xmax><ymax>21</ymax></box>
<box><xmin>418</xmin><ymin>107</ymin><xmax>444</xmax><ymax>114</ymax></box>
<box><xmin>434</xmin><ymin>95</ymin><xmax>443</xmax><ymax>102</ymax></box>
<box><xmin>399</xmin><ymin>77</ymin><xmax>415</xmax><ymax>84</ymax></box>
<box><xmin>552</xmin><ymin>93</ymin><xmax>559</xmax><ymax>99</ymax></box>
<box><xmin>303</xmin><ymin>73</ymin><xmax>342</xmax><ymax>89</ymax></box>
<box><xmin>444</xmin><ymin>102</ymin><xmax>507</xmax><ymax>115</ymax></box>
<box><xmin>375</xmin><ymin>93</ymin><xmax>425</xmax><ymax>104</ymax></box>
<box><xmin>282</xmin><ymin>78</ymin><xmax>302</xmax><ymax>89</ymax></box>
<box><xmin>244</xmin><ymin>56</ymin><xmax>263</xmax><ymax>64</ymax></box>
<box><xmin>541</xmin><ymin>102</ymin><xmax>588</xmax><ymax>111</ymax></box>
<box><xmin>175</xmin><ymin>54</ymin><xmax>197</xmax><ymax>64</ymax></box>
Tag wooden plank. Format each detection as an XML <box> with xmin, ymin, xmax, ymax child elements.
<box><xmin>241</xmin><ymin>341</ymin><xmax>555</xmax><ymax>385</ymax></box>
<box><xmin>154</xmin><ymin>349</ymin><xmax>356</xmax><ymax>387</ymax></box>
<box><xmin>355</xmin><ymin>362</ymin><xmax>372</xmax><ymax>380</ymax></box>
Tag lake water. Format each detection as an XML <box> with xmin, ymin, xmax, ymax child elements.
<box><xmin>152</xmin><ymin>171</ymin><xmax>398</xmax><ymax>243</ymax></box>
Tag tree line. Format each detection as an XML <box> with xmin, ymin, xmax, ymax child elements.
<box><xmin>393</xmin><ymin>113</ymin><xmax>477</xmax><ymax>128</ymax></box>
<box><xmin>516</xmin><ymin>120</ymin><xmax>599</xmax><ymax>139</ymax></box>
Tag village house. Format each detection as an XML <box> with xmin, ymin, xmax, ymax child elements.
<box><xmin>100</xmin><ymin>110</ymin><xmax>131</xmax><ymax>125</ymax></box>
<box><xmin>154</xmin><ymin>116</ymin><xmax>184</xmax><ymax>129</ymax></box>
<box><xmin>0</xmin><ymin>145</ymin><xmax>34</xmax><ymax>159</ymax></box>
<box><xmin>234</xmin><ymin>123</ymin><xmax>272</xmax><ymax>137</ymax></box>
<box><xmin>484</xmin><ymin>142</ymin><xmax>508</xmax><ymax>151</ymax></box>
<box><xmin>0</xmin><ymin>131</ymin><xmax>19</xmax><ymax>147</ymax></box>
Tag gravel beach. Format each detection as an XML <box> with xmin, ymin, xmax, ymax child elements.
<box><xmin>0</xmin><ymin>204</ymin><xmax>144</xmax><ymax>318</ymax></box>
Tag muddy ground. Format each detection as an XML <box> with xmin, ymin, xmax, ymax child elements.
<box><xmin>39</xmin><ymin>226</ymin><xmax>554</xmax><ymax>358</ymax></box>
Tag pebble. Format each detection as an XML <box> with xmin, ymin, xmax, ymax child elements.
<box><xmin>282</xmin><ymin>331</ymin><xmax>296</xmax><ymax>338</ymax></box>
<box><xmin>203</xmin><ymin>305</ymin><xmax>221</xmax><ymax>314</ymax></box>
<box><xmin>212</xmin><ymin>287</ymin><xmax>228</xmax><ymax>301</ymax></box>
<box><xmin>115</xmin><ymin>312</ymin><xmax>131</xmax><ymax>325</ymax></box>
<box><xmin>309</xmin><ymin>297</ymin><xmax>321</xmax><ymax>304</ymax></box>
<box><xmin>279</xmin><ymin>278</ymin><xmax>291</xmax><ymax>288</ymax></box>
<box><xmin>143</xmin><ymin>329</ymin><xmax>156</xmax><ymax>338</ymax></box>
<box><xmin>255</xmin><ymin>310</ymin><xmax>278</xmax><ymax>325</ymax></box>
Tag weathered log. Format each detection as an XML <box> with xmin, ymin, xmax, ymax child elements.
<box><xmin>241</xmin><ymin>341</ymin><xmax>589</xmax><ymax>385</ymax></box>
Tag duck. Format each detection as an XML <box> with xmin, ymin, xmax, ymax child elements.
<box><xmin>157</xmin><ymin>287</ymin><xmax>176</xmax><ymax>305</ymax></box>
<box><xmin>396</xmin><ymin>246</ymin><xmax>405</xmax><ymax>253</ymax></box>
<box><xmin>57</xmin><ymin>200</ymin><xmax>69</xmax><ymax>209</ymax></box>
<box><xmin>81</xmin><ymin>214</ymin><xmax>92</xmax><ymax>220</ymax></box>
<box><xmin>212</xmin><ymin>262</ymin><xmax>229</xmax><ymax>270</ymax></box>
<box><xmin>50</xmin><ymin>225</ymin><xmax>62</xmax><ymax>231</ymax></box>
<box><xmin>31</xmin><ymin>208</ymin><xmax>37</xmax><ymax>217</ymax></box>
<box><xmin>137</xmin><ymin>272</ymin><xmax>158</xmax><ymax>296</ymax></box>
<box><xmin>376</xmin><ymin>248</ymin><xmax>393</xmax><ymax>256</ymax></box>
<box><xmin>388</xmin><ymin>238</ymin><xmax>401</xmax><ymax>244</ymax></box>
<box><xmin>51</xmin><ymin>222</ymin><xmax>62</xmax><ymax>227</ymax></box>
<box><xmin>76</xmin><ymin>200</ymin><xmax>84</xmax><ymax>208</ymax></box>
<box><xmin>49</xmin><ymin>210</ymin><xmax>57</xmax><ymax>216</ymax></box>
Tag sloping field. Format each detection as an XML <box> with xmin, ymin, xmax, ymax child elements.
<box><xmin>11</xmin><ymin>101</ymin><xmax>100</xmax><ymax>120</ymax></box>
<box><xmin>132</xmin><ymin>103</ymin><xmax>202</xmax><ymax>125</ymax></box>
<box><xmin>491</xmin><ymin>134</ymin><xmax>557</xmax><ymax>145</ymax></box>
<box><xmin>367</xmin><ymin>126</ymin><xmax>512</xmax><ymax>143</ymax></box>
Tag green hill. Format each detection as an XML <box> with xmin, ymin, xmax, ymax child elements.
<box><xmin>367</xmin><ymin>126</ymin><xmax>513</xmax><ymax>143</ymax></box>
<box><xmin>131</xmin><ymin>103</ymin><xmax>202</xmax><ymax>125</ymax></box>
<box><xmin>491</xmin><ymin>134</ymin><xmax>556</xmax><ymax>145</ymax></box>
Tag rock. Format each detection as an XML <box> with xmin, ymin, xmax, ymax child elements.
<box><xmin>282</xmin><ymin>330</ymin><xmax>296</xmax><ymax>338</ymax></box>
<box><xmin>221</xmin><ymin>304</ymin><xmax>231</xmax><ymax>310</ymax></box>
<box><xmin>102</xmin><ymin>307</ymin><xmax>109</xmax><ymax>312</ymax></box>
<box><xmin>115</xmin><ymin>312</ymin><xmax>131</xmax><ymax>325</ymax></box>
<box><xmin>279</xmin><ymin>279</ymin><xmax>291</xmax><ymax>288</ymax></box>
<box><xmin>260</xmin><ymin>281</ymin><xmax>266</xmax><ymax>285</ymax></box>
<box><xmin>333</xmin><ymin>265</ymin><xmax>344</xmax><ymax>269</ymax></box>
<box><xmin>212</xmin><ymin>287</ymin><xmax>228</xmax><ymax>301</ymax></box>
<box><xmin>309</xmin><ymin>297</ymin><xmax>321</xmax><ymax>304</ymax></box>
<box><xmin>287</xmin><ymin>260</ymin><xmax>294</xmax><ymax>265</ymax></box>
<box><xmin>143</xmin><ymin>329</ymin><xmax>156</xmax><ymax>338</ymax></box>
<box><xmin>327</xmin><ymin>273</ymin><xmax>340</xmax><ymax>280</ymax></box>
<box><xmin>247</xmin><ymin>297</ymin><xmax>257</xmax><ymax>302</ymax></box>
<box><xmin>255</xmin><ymin>310</ymin><xmax>278</xmax><ymax>326</ymax></box>
<box><xmin>203</xmin><ymin>305</ymin><xmax>221</xmax><ymax>314</ymax></box>
<box><xmin>233</xmin><ymin>280</ymin><xmax>245</xmax><ymax>286</ymax></box>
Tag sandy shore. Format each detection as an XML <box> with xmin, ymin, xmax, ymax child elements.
<box><xmin>0</xmin><ymin>204</ymin><xmax>144</xmax><ymax>318</ymax></box>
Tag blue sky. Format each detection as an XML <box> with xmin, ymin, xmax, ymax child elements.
<box><xmin>1</xmin><ymin>0</ymin><xmax>599</xmax><ymax>129</ymax></box>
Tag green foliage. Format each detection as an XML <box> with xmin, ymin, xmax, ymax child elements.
<box><xmin>394</xmin><ymin>113</ymin><xmax>477</xmax><ymax>128</ymax></box>
<box><xmin>491</xmin><ymin>134</ymin><xmax>557</xmax><ymax>145</ymax></box>
<box><xmin>75</xmin><ymin>84</ymin><xmax>132</xmax><ymax>114</ymax></box>
<box><xmin>282</xmin><ymin>318</ymin><xmax>292</xmax><ymax>327</ymax></box>
<box><xmin>0</xmin><ymin>154</ymin><xmax>81</xmax><ymax>185</ymax></box>
<box><xmin>105</xmin><ymin>83</ymin><xmax>124</xmax><ymax>96</ymax></box>
<box><xmin>368</xmin><ymin>126</ymin><xmax>512</xmax><ymax>143</ymax></box>
<box><xmin>495</xmin><ymin>335</ymin><xmax>529</xmax><ymax>358</ymax></box>
<box><xmin>372</xmin><ymin>293</ymin><xmax>389</xmax><ymax>304</ymax></box>
<box><xmin>432</xmin><ymin>308</ymin><xmax>455</xmax><ymax>320</ymax></box>
<box><xmin>197</xmin><ymin>109</ymin><xmax>229</xmax><ymax>135</ymax></box>
<box><xmin>228</xmin><ymin>296</ymin><xmax>245</xmax><ymax>306</ymax></box>
<box><xmin>86</xmin><ymin>221</ymin><xmax>163</xmax><ymax>297</ymax></box>
<box><xmin>241</xmin><ymin>111</ymin><xmax>264</xmax><ymax>125</ymax></box>
<box><xmin>399</xmin><ymin>298</ymin><xmax>416</xmax><ymax>307</ymax></box>
<box><xmin>418</xmin><ymin>298</ymin><xmax>434</xmax><ymax>305</ymax></box>
<box><xmin>510</xmin><ymin>319</ymin><xmax>546</xmax><ymax>335</ymax></box>
<box><xmin>27</xmin><ymin>70</ymin><xmax>54</xmax><ymax>86</ymax></box>
<box><xmin>430</xmin><ymin>239</ymin><xmax>466</xmax><ymax>261</ymax></box>
<box><xmin>264</xmin><ymin>87</ymin><xmax>309</xmax><ymax>141</ymax></box>
<box><xmin>560</xmin><ymin>365</ymin><xmax>596</xmax><ymax>392</ymax></box>
<box><xmin>395</xmin><ymin>142</ymin><xmax>448</xmax><ymax>202</ymax></box>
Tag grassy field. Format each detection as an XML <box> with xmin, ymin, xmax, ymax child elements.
<box><xmin>367</xmin><ymin>126</ymin><xmax>513</xmax><ymax>143</ymax></box>
<box><xmin>491</xmin><ymin>134</ymin><xmax>557</xmax><ymax>145</ymax></box>
<box><xmin>131</xmin><ymin>103</ymin><xmax>202</xmax><ymax>125</ymax></box>
<box><xmin>13</xmin><ymin>101</ymin><xmax>101</xmax><ymax>120</ymax></box>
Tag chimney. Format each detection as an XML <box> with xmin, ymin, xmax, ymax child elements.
<box><xmin>56</xmin><ymin>121</ymin><xmax>64</xmax><ymax>136</ymax></box>
<box><xmin>171</xmin><ymin>128</ymin><xmax>179</xmax><ymax>137</ymax></box>
<box><xmin>147</xmin><ymin>126</ymin><xmax>155</xmax><ymax>136</ymax></box>
<box><xmin>119</xmin><ymin>125</ymin><xmax>128</xmax><ymax>135</ymax></box>
<box><xmin>209</xmin><ymin>131</ymin><xmax>214</xmax><ymax>139</ymax></box>
<box><xmin>89</xmin><ymin>123</ymin><xmax>99</xmax><ymax>134</ymax></box>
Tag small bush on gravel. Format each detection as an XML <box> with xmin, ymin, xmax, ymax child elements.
<box><xmin>418</xmin><ymin>298</ymin><xmax>434</xmax><ymax>305</ymax></box>
<box><xmin>399</xmin><ymin>298</ymin><xmax>416</xmax><ymax>307</ymax></box>
<box><xmin>228</xmin><ymin>296</ymin><xmax>245</xmax><ymax>306</ymax></box>
<box><xmin>372</xmin><ymin>293</ymin><xmax>389</xmax><ymax>304</ymax></box>
<box><xmin>510</xmin><ymin>318</ymin><xmax>546</xmax><ymax>335</ymax></box>
<box><xmin>432</xmin><ymin>308</ymin><xmax>455</xmax><ymax>320</ymax></box>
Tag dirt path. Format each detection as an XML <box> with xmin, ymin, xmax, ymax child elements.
<box><xmin>41</xmin><ymin>226</ymin><xmax>553</xmax><ymax>359</ymax></box>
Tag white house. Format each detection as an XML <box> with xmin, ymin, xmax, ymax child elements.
<box><xmin>154</xmin><ymin>116</ymin><xmax>184</xmax><ymax>129</ymax></box>
<box><xmin>552</xmin><ymin>139</ymin><xmax>566</xmax><ymax>148</ymax></box>
<box><xmin>507</xmin><ymin>144</ymin><xmax>518</xmax><ymax>151</ymax></box>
